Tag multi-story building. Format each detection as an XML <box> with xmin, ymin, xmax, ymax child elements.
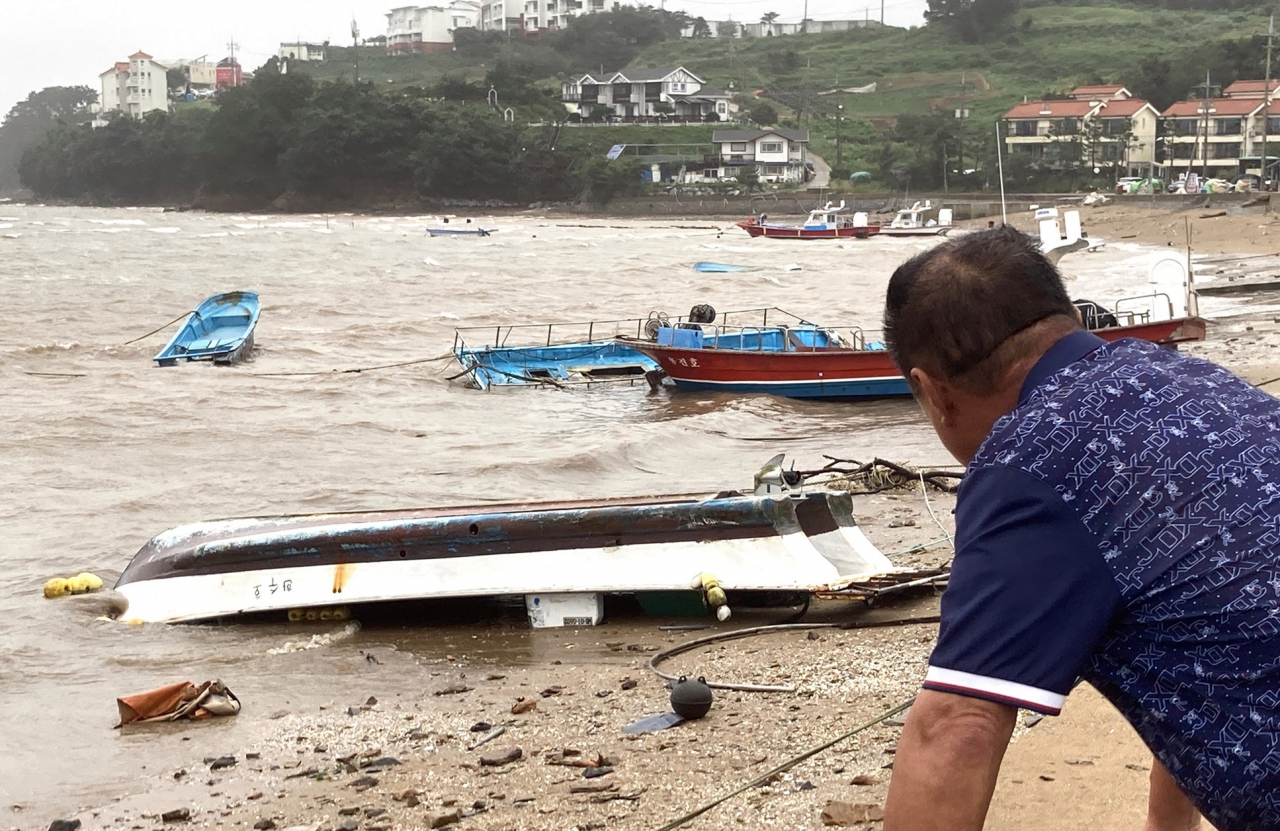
<box><xmin>1160</xmin><ymin>95</ymin><xmax>1278</xmax><ymax>178</ymax></box>
<box><xmin>98</xmin><ymin>51</ymin><xmax>170</xmax><ymax>119</ymax></box>
<box><xmin>278</xmin><ymin>42</ymin><xmax>328</xmax><ymax>62</ymax></box>
<box><xmin>216</xmin><ymin>58</ymin><xmax>243</xmax><ymax>91</ymax></box>
<box><xmin>698</xmin><ymin>128</ymin><xmax>809</xmax><ymax>184</ymax></box>
<box><xmin>688</xmin><ymin>18</ymin><xmax>878</xmax><ymax>37</ymax></box>
<box><xmin>386</xmin><ymin>3</ymin><xmax>480</xmax><ymax>54</ymax></box>
<box><xmin>1001</xmin><ymin>85</ymin><xmax>1160</xmax><ymax>175</ymax></box>
<box><xmin>479</xmin><ymin>0</ymin><xmax>620</xmax><ymax>33</ymax></box>
<box><xmin>561</xmin><ymin>66</ymin><xmax>731</xmax><ymax>121</ymax></box>
<box><xmin>160</xmin><ymin>58</ymin><xmax>218</xmax><ymax>90</ymax></box>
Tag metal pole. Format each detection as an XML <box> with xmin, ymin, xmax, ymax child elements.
<box><xmin>836</xmin><ymin>104</ymin><xmax>843</xmax><ymax>167</ymax></box>
<box><xmin>1199</xmin><ymin>71</ymin><xmax>1211</xmax><ymax>182</ymax></box>
<box><xmin>995</xmin><ymin>120</ymin><xmax>1008</xmax><ymax>225</ymax></box>
<box><xmin>1262</xmin><ymin>14</ymin><xmax>1275</xmax><ymax>188</ymax></box>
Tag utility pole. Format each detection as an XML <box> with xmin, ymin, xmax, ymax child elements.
<box><xmin>802</xmin><ymin>0</ymin><xmax>808</xmax><ymax>34</ymax></box>
<box><xmin>352</xmin><ymin>18</ymin><xmax>360</xmax><ymax>83</ymax></box>
<box><xmin>836</xmin><ymin>103</ymin><xmax>844</xmax><ymax>167</ymax></box>
<box><xmin>1195</xmin><ymin>71</ymin><xmax>1215</xmax><ymax>183</ymax></box>
<box><xmin>1261</xmin><ymin>13</ymin><xmax>1275</xmax><ymax>189</ymax></box>
<box><xmin>881</xmin><ymin>0</ymin><xmax>885</xmax><ymax>25</ymax></box>
<box><xmin>227</xmin><ymin>38</ymin><xmax>240</xmax><ymax>86</ymax></box>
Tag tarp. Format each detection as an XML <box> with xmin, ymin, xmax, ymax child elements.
<box><xmin>116</xmin><ymin>680</ymin><xmax>241</xmax><ymax>727</ymax></box>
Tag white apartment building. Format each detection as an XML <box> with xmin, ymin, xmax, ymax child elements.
<box><xmin>98</xmin><ymin>51</ymin><xmax>170</xmax><ymax>119</ymax></box>
<box><xmin>386</xmin><ymin>2</ymin><xmax>480</xmax><ymax>54</ymax></box>
<box><xmin>679</xmin><ymin>129</ymin><xmax>809</xmax><ymax>184</ymax></box>
<box><xmin>479</xmin><ymin>0</ymin><xmax>620</xmax><ymax>32</ymax></box>
<box><xmin>1002</xmin><ymin>85</ymin><xmax>1161</xmax><ymax>175</ymax></box>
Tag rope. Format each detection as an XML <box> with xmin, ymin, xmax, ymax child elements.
<box><xmin>920</xmin><ymin>471</ymin><xmax>955</xmax><ymax>548</ymax></box>
<box><xmin>651</xmin><ymin>696</ymin><xmax>916</xmax><ymax>831</ymax></box>
<box><xmin>251</xmin><ymin>352</ymin><xmax>454</xmax><ymax>378</ymax></box>
<box><xmin>119</xmin><ymin>312</ymin><xmax>192</xmax><ymax>346</ymax></box>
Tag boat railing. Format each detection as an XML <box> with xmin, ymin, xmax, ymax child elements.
<box><xmin>454</xmin><ymin>307</ymin><xmax>809</xmax><ymax>353</ymax></box>
<box><xmin>688</xmin><ymin>322</ymin><xmax>886</xmax><ymax>352</ymax></box>
<box><xmin>1111</xmin><ymin>292</ymin><xmax>1174</xmax><ymax>327</ymax></box>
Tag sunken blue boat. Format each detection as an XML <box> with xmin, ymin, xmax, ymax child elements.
<box><xmin>451</xmin><ymin>307</ymin><xmax>797</xmax><ymax>390</ymax></box>
<box><xmin>427</xmin><ymin>226</ymin><xmax>493</xmax><ymax>237</ymax></box>
<box><xmin>154</xmin><ymin>291</ymin><xmax>260</xmax><ymax>367</ymax></box>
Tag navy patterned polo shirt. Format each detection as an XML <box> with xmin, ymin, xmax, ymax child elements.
<box><xmin>924</xmin><ymin>330</ymin><xmax>1280</xmax><ymax>830</ymax></box>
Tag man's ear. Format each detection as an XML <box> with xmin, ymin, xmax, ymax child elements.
<box><xmin>910</xmin><ymin>367</ymin><xmax>956</xmax><ymax>427</ymax></box>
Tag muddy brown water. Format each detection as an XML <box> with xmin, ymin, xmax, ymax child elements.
<box><xmin>0</xmin><ymin>205</ymin><xmax>1227</xmax><ymax>823</ymax></box>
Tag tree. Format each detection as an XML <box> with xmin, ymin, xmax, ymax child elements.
<box><xmin>589</xmin><ymin>104</ymin><xmax>614</xmax><ymax>122</ymax></box>
<box><xmin>166</xmin><ymin>67</ymin><xmax>188</xmax><ymax>92</ymax></box>
<box><xmin>748</xmin><ymin>102</ymin><xmax>779</xmax><ymax>126</ymax></box>
<box><xmin>716</xmin><ymin>20</ymin><xmax>739</xmax><ymax>37</ymax></box>
<box><xmin>761</xmin><ymin>11</ymin><xmax>780</xmax><ymax>35</ymax></box>
<box><xmin>734</xmin><ymin>164</ymin><xmax>761</xmax><ymax>191</ymax></box>
<box><xmin>924</xmin><ymin>0</ymin><xmax>1019</xmax><ymax>43</ymax></box>
<box><xmin>691</xmin><ymin>17</ymin><xmax>712</xmax><ymax>38</ymax></box>
<box><xmin>0</xmin><ymin>85</ymin><xmax>97</xmax><ymax>190</ymax></box>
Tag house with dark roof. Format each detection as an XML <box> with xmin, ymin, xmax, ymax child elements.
<box><xmin>561</xmin><ymin>66</ymin><xmax>732</xmax><ymax>121</ymax></box>
<box><xmin>696</xmin><ymin>128</ymin><xmax>809</xmax><ymax>184</ymax></box>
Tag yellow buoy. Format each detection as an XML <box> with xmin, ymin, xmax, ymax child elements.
<box><xmin>44</xmin><ymin>578</ymin><xmax>72</xmax><ymax>599</ymax></box>
<box><xmin>75</xmin><ymin>572</ymin><xmax>104</xmax><ymax>591</ymax></box>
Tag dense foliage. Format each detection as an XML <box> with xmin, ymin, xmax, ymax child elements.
<box><xmin>0</xmin><ymin>86</ymin><xmax>97</xmax><ymax>190</ymax></box>
<box><xmin>925</xmin><ymin>0</ymin><xmax>1021</xmax><ymax>42</ymax></box>
<box><xmin>19</xmin><ymin>73</ymin><xmax>641</xmax><ymax>205</ymax></box>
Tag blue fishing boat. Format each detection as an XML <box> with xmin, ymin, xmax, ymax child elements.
<box><xmin>154</xmin><ymin>291</ymin><xmax>260</xmax><ymax>367</ymax></box>
<box><xmin>427</xmin><ymin>222</ymin><xmax>493</xmax><ymax>237</ymax></box>
<box><xmin>451</xmin><ymin>307</ymin><xmax>801</xmax><ymax>390</ymax></box>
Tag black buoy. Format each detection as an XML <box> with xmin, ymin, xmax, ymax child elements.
<box><xmin>670</xmin><ymin>676</ymin><xmax>713</xmax><ymax>720</ymax></box>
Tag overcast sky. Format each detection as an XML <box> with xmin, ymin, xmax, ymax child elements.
<box><xmin>1</xmin><ymin>0</ymin><xmax>928</xmax><ymax>117</ymax></box>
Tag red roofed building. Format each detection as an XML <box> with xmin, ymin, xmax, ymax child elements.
<box><xmin>1223</xmin><ymin>79</ymin><xmax>1280</xmax><ymax>99</ymax></box>
<box><xmin>1160</xmin><ymin>96</ymin><xmax>1277</xmax><ymax>177</ymax></box>
<box><xmin>1002</xmin><ymin>96</ymin><xmax>1160</xmax><ymax>174</ymax></box>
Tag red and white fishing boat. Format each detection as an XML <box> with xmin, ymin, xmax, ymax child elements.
<box><xmin>622</xmin><ymin>298</ymin><xmax>1206</xmax><ymax>401</ymax></box>
<box><xmin>737</xmin><ymin>201</ymin><xmax>881</xmax><ymax>240</ymax></box>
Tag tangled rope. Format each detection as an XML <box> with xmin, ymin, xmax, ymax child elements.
<box><xmin>798</xmin><ymin>456</ymin><xmax>965</xmax><ymax>495</ymax></box>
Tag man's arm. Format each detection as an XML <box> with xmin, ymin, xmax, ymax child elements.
<box><xmin>883</xmin><ymin>689</ymin><xmax>1017</xmax><ymax>831</ymax></box>
<box><xmin>1146</xmin><ymin>756</ymin><xmax>1202</xmax><ymax>831</ymax></box>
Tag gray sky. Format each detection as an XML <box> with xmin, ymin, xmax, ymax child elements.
<box><xmin>1</xmin><ymin>0</ymin><xmax>928</xmax><ymax>117</ymax></box>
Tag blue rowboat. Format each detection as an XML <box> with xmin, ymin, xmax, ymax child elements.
<box><xmin>427</xmin><ymin>227</ymin><xmax>493</xmax><ymax>237</ymax></box>
<box><xmin>154</xmin><ymin>291</ymin><xmax>260</xmax><ymax>367</ymax></box>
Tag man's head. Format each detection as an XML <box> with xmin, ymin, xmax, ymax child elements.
<box><xmin>884</xmin><ymin>226</ymin><xmax>1082</xmax><ymax>462</ymax></box>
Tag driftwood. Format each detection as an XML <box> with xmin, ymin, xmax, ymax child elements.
<box><xmin>797</xmin><ymin>457</ymin><xmax>965</xmax><ymax>494</ymax></box>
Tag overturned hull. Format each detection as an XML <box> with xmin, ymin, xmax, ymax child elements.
<box><xmin>114</xmin><ymin>492</ymin><xmax>893</xmax><ymax>624</ymax></box>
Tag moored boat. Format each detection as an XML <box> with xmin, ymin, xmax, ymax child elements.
<box><xmin>154</xmin><ymin>291</ymin><xmax>260</xmax><ymax>367</ymax></box>
<box><xmin>737</xmin><ymin>201</ymin><xmax>880</xmax><ymax>240</ymax></box>
<box><xmin>878</xmin><ymin>201</ymin><xmax>954</xmax><ymax>237</ymax></box>
<box><xmin>111</xmin><ymin>486</ymin><xmax>894</xmax><ymax>626</ymax></box>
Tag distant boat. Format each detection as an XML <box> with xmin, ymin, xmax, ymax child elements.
<box><xmin>737</xmin><ymin>201</ymin><xmax>881</xmax><ymax>240</ymax></box>
<box><xmin>879</xmin><ymin>201</ymin><xmax>953</xmax><ymax>237</ymax></box>
<box><xmin>154</xmin><ymin>291</ymin><xmax>259</xmax><ymax>367</ymax></box>
<box><xmin>427</xmin><ymin>221</ymin><xmax>493</xmax><ymax>237</ymax></box>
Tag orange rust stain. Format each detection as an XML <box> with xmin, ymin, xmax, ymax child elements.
<box><xmin>333</xmin><ymin>563</ymin><xmax>354</xmax><ymax>594</ymax></box>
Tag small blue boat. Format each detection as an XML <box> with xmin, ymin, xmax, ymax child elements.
<box><xmin>427</xmin><ymin>226</ymin><xmax>493</xmax><ymax>237</ymax></box>
<box><xmin>154</xmin><ymin>291</ymin><xmax>260</xmax><ymax>367</ymax></box>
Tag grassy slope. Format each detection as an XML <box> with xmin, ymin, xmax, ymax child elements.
<box><xmin>279</xmin><ymin>6</ymin><xmax>1262</xmax><ymax>175</ymax></box>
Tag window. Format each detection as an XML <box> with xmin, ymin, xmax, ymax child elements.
<box><xmin>1173</xmin><ymin>143</ymin><xmax>1197</xmax><ymax>159</ymax></box>
<box><xmin>1101</xmin><ymin>144</ymin><xmax>1122</xmax><ymax>161</ymax></box>
<box><xmin>760</xmin><ymin>141</ymin><xmax>783</xmax><ymax>153</ymax></box>
<box><xmin>1101</xmin><ymin>118</ymin><xmax>1130</xmax><ymax>137</ymax></box>
<box><xmin>1012</xmin><ymin>120</ymin><xmax>1037</xmax><ymax>137</ymax></box>
<box><xmin>1173</xmin><ymin>118</ymin><xmax>1199</xmax><ymax>137</ymax></box>
<box><xmin>1215</xmin><ymin>118</ymin><xmax>1242</xmax><ymax>136</ymax></box>
<box><xmin>1267</xmin><ymin>116</ymin><xmax>1280</xmax><ymax>134</ymax></box>
<box><xmin>1212</xmin><ymin>142</ymin><xmax>1241</xmax><ymax>159</ymax></box>
<box><xmin>705</xmin><ymin>169</ymin><xmax>719</xmax><ymax>178</ymax></box>
<box><xmin>730</xmin><ymin>142</ymin><xmax>747</xmax><ymax>152</ymax></box>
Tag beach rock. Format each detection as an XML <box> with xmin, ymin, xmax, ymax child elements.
<box><xmin>540</xmin><ymin>686</ymin><xmax>563</xmax><ymax>698</ymax></box>
<box><xmin>620</xmin><ymin>679</ymin><xmax>638</xmax><ymax>690</ymax></box>
<box><xmin>469</xmin><ymin>722</ymin><xmax>491</xmax><ymax>733</ymax></box>
<box><xmin>582</xmin><ymin>766</ymin><xmax>613</xmax><ymax>779</ymax></box>
<box><xmin>363</xmin><ymin>808</ymin><xmax>385</xmax><ymax>818</ymax></box>
<box><xmin>161</xmin><ymin>808</ymin><xmax>192</xmax><ymax>823</ymax></box>
<box><xmin>850</xmin><ymin>774</ymin><xmax>881</xmax><ymax>786</ymax></box>
<box><xmin>821</xmin><ymin>801</ymin><xmax>884</xmax><ymax>826</ymax></box>
<box><xmin>510</xmin><ymin>699</ymin><xmax>536</xmax><ymax>715</ymax></box>
<box><xmin>480</xmin><ymin>747</ymin><xmax>522</xmax><ymax>767</ymax></box>
<box><xmin>350</xmin><ymin>775</ymin><xmax>379</xmax><ymax>790</ymax></box>
<box><xmin>48</xmin><ymin>821</ymin><xmax>80</xmax><ymax>831</ymax></box>
<box><xmin>347</xmin><ymin>707</ymin><xmax>361</xmax><ymax>716</ymax></box>
<box><xmin>253</xmin><ymin>820</ymin><xmax>276</xmax><ymax>830</ymax></box>
<box><xmin>426</xmin><ymin>809</ymin><xmax>460</xmax><ymax>828</ymax></box>
<box><xmin>208</xmin><ymin>756</ymin><xmax>237</xmax><ymax>771</ymax></box>
<box><xmin>434</xmin><ymin>683</ymin><xmax>471</xmax><ymax>696</ymax></box>
<box><xmin>338</xmin><ymin>807</ymin><xmax>360</xmax><ymax>816</ymax></box>
<box><xmin>366</xmin><ymin>757</ymin><xmax>400</xmax><ymax>769</ymax></box>
<box><xmin>338</xmin><ymin>821</ymin><xmax>359</xmax><ymax>831</ymax></box>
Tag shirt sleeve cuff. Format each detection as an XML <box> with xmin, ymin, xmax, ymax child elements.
<box><xmin>922</xmin><ymin>666</ymin><xmax>1066</xmax><ymax>715</ymax></box>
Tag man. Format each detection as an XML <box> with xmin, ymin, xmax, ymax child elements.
<box><xmin>880</xmin><ymin>227</ymin><xmax>1280</xmax><ymax>831</ymax></box>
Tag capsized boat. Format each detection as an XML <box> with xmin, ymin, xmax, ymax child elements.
<box><xmin>737</xmin><ymin>201</ymin><xmax>881</xmax><ymax>240</ymax></box>
<box><xmin>111</xmin><ymin>480</ymin><xmax>894</xmax><ymax>626</ymax></box>
<box><xmin>452</xmin><ymin>306</ymin><xmax>793</xmax><ymax>390</ymax></box>
<box><xmin>154</xmin><ymin>291</ymin><xmax>259</xmax><ymax>367</ymax></box>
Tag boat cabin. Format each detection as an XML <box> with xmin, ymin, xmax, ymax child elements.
<box><xmin>801</xmin><ymin>202</ymin><xmax>871</xmax><ymax>230</ymax></box>
<box><xmin>889</xmin><ymin>201</ymin><xmax>953</xmax><ymax>230</ymax></box>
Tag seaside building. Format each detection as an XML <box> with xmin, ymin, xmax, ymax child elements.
<box><xmin>671</xmin><ymin>128</ymin><xmax>810</xmax><ymax>184</ymax></box>
<box><xmin>1160</xmin><ymin>93</ymin><xmax>1278</xmax><ymax>179</ymax></box>
<box><xmin>159</xmin><ymin>58</ymin><xmax>218</xmax><ymax>90</ymax></box>
<box><xmin>386</xmin><ymin>3</ymin><xmax>480</xmax><ymax>54</ymax></box>
<box><xmin>688</xmin><ymin>18</ymin><xmax>879</xmax><ymax>37</ymax></box>
<box><xmin>216</xmin><ymin>58</ymin><xmax>244</xmax><ymax>91</ymax></box>
<box><xmin>1001</xmin><ymin>85</ymin><xmax>1160</xmax><ymax>177</ymax></box>
<box><xmin>478</xmin><ymin>0</ymin><xmax>620</xmax><ymax>33</ymax></box>
<box><xmin>98</xmin><ymin>51</ymin><xmax>170</xmax><ymax>119</ymax></box>
<box><xmin>561</xmin><ymin>66</ymin><xmax>731</xmax><ymax>121</ymax></box>
<box><xmin>277</xmin><ymin>42</ymin><xmax>328</xmax><ymax>62</ymax></box>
